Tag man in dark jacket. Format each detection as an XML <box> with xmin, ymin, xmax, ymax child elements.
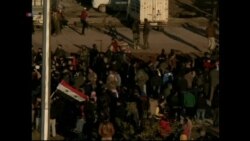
<box><xmin>143</xmin><ymin>18</ymin><xmax>151</xmax><ymax>49</ymax></box>
<box><xmin>89</xmin><ymin>44</ymin><xmax>99</xmax><ymax>68</ymax></box>
<box><xmin>50</xmin><ymin>96</ymin><xmax>62</xmax><ymax>137</ymax></box>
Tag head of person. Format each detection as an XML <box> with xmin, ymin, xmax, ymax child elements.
<box><xmin>161</xmin><ymin>49</ymin><xmax>165</xmax><ymax>54</ymax></box>
<box><xmin>180</xmin><ymin>134</ymin><xmax>188</xmax><ymax>141</ymax></box>
<box><xmin>92</xmin><ymin>43</ymin><xmax>97</xmax><ymax>49</ymax></box>
<box><xmin>38</xmin><ymin>48</ymin><xmax>42</xmax><ymax>53</ymax></box>
<box><xmin>209</xmin><ymin>19</ymin><xmax>214</xmax><ymax>25</ymax></box>
<box><xmin>200</xmin><ymin>128</ymin><xmax>206</xmax><ymax>137</ymax></box>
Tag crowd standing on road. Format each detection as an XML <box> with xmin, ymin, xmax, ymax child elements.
<box><xmin>32</xmin><ymin>35</ymin><xmax>219</xmax><ymax>140</ymax></box>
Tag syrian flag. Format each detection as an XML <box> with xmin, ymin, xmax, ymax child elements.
<box><xmin>56</xmin><ymin>80</ymin><xmax>89</xmax><ymax>102</ymax></box>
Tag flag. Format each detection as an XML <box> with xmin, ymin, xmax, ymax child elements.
<box><xmin>57</xmin><ymin>80</ymin><xmax>88</xmax><ymax>102</ymax></box>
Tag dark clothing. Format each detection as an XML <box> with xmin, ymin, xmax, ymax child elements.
<box><xmin>80</xmin><ymin>10</ymin><xmax>88</xmax><ymax>35</ymax></box>
<box><xmin>84</xmin><ymin>101</ymin><xmax>97</xmax><ymax>123</ymax></box>
<box><xmin>143</xmin><ymin>21</ymin><xmax>150</xmax><ymax>48</ymax></box>
<box><xmin>157</xmin><ymin>54</ymin><xmax>167</xmax><ymax>63</ymax></box>
<box><xmin>126</xmin><ymin>64</ymin><xmax>136</xmax><ymax>88</ymax></box>
<box><xmin>89</xmin><ymin>48</ymin><xmax>98</xmax><ymax>67</ymax></box>
<box><xmin>34</xmin><ymin>53</ymin><xmax>43</xmax><ymax>64</ymax></box>
<box><xmin>81</xmin><ymin>20</ymin><xmax>88</xmax><ymax>34</ymax></box>
<box><xmin>196</xmin><ymin>135</ymin><xmax>212</xmax><ymax>141</ymax></box>
<box><xmin>168</xmin><ymin>94</ymin><xmax>181</xmax><ymax>119</ymax></box>
<box><xmin>132</xmin><ymin>21</ymin><xmax>140</xmax><ymax>34</ymax></box>
<box><xmin>143</xmin><ymin>22</ymin><xmax>150</xmax><ymax>35</ymax></box>
<box><xmin>50</xmin><ymin>98</ymin><xmax>63</xmax><ymax>119</ymax></box>
<box><xmin>197</xmin><ymin>96</ymin><xmax>207</xmax><ymax>109</ymax></box>
<box><xmin>54</xmin><ymin>48</ymin><xmax>66</xmax><ymax>58</ymax></box>
<box><xmin>175</xmin><ymin>76</ymin><xmax>188</xmax><ymax>92</ymax></box>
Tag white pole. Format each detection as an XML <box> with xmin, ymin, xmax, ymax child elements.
<box><xmin>41</xmin><ymin>0</ymin><xmax>51</xmax><ymax>140</ymax></box>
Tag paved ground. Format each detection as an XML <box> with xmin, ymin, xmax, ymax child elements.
<box><xmin>33</xmin><ymin>0</ymin><xmax>215</xmax><ymax>57</ymax></box>
<box><xmin>32</xmin><ymin>130</ymin><xmax>64</xmax><ymax>140</ymax></box>
<box><xmin>33</xmin><ymin>0</ymin><xmax>217</xmax><ymax>59</ymax></box>
<box><xmin>32</xmin><ymin>23</ymin><xmax>208</xmax><ymax>56</ymax></box>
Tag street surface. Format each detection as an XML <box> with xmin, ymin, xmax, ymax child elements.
<box><xmin>32</xmin><ymin>0</ymin><xmax>213</xmax><ymax>57</ymax></box>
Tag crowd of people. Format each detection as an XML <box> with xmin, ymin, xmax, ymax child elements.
<box><xmin>31</xmin><ymin>35</ymin><xmax>219</xmax><ymax>140</ymax></box>
<box><xmin>32</xmin><ymin>4</ymin><xmax>219</xmax><ymax>139</ymax></box>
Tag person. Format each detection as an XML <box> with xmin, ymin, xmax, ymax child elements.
<box><xmin>54</xmin><ymin>44</ymin><xmax>66</xmax><ymax>58</ymax></box>
<box><xmin>32</xmin><ymin>103</ymin><xmax>35</xmax><ymax>130</ymax></box>
<box><xmin>109</xmin><ymin>38</ymin><xmax>121</xmax><ymax>53</ymax></box>
<box><xmin>154</xmin><ymin>97</ymin><xmax>166</xmax><ymax>120</ymax></box>
<box><xmin>73</xmin><ymin>102</ymin><xmax>86</xmax><ymax>138</ymax></box>
<box><xmin>182</xmin><ymin>116</ymin><xmax>193</xmax><ymax>140</ymax></box>
<box><xmin>80</xmin><ymin>7</ymin><xmax>88</xmax><ymax>35</ymax></box>
<box><xmin>159</xmin><ymin>116</ymin><xmax>172</xmax><ymax>138</ymax></box>
<box><xmin>132</xmin><ymin>20</ymin><xmax>140</xmax><ymax>49</ymax></box>
<box><xmin>196</xmin><ymin>92</ymin><xmax>207</xmax><ymax>122</ymax></box>
<box><xmin>106</xmin><ymin>21</ymin><xmax>117</xmax><ymax>39</ymax></box>
<box><xmin>89</xmin><ymin>44</ymin><xmax>99</xmax><ymax>68</ymax></box>
<box><xmin>51</xmin><ymin>10</ymin><xmax>62</xmax><ymax>35</ymax></box>
<box><xmin>183</xmin><ymin>90</ymin><xmax>196</xmax><ymax>119</ymax></box>
<box><xmin>50</xmin><ymin>96</ymin><xmax>61</xmax><ymax>137</ymax></box>
<box><xmin>196</xmin><ymin>128</ymin><xmax>211</xmax><ymax>141</ymax></box>
<box><xmin>34</xmin><ymin>48</ymin><xmax>43</xmax><ymax>65</ymax></box>
<box><xmin>206</xmin><ymin>19</ymin><xmax>216</xmax><ymax>52</ymax></box>
<box><xmin>98</xmin><ymin>118</ymin><xmax>115</xmax><ymax>141</ymax></box>
<box><xmin>168</xmin><ymin>49</ymin><xmax>177</xmax><ymax>71</ymax></box>
<box><xmin>209</xmin><ymin>60</ymin><xmax>219</xmax><ymax>102</ymax></box>
<box><xmin>157</xmin><ymin>49</ymin><xmax>167</xmax><ymax>63</ymax></box>
<box><xmin>58</xmin><ymin>9</ymin><xmax>66</xmax><ymax>29</ymax></box>
<box><xmin>180</xmin><ymin>133</ymin><xmax>188</xmax><ymax>141</ymax></box>
<box><xmin>34</xmin><ymin>97</ymin><xmax>42</xmax><ymax>131</ymax></box>
<box><xmin>143</xmin><ymin>18</ymin><xmax>151</xmax><ymax>49</ymax></box>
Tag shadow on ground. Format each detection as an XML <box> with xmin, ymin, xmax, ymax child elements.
<box><xmin>89</xmin><ymin>24</ymin><xmax>134</xmax><ymax>47</ymax></box>
<box><xmin>161</xmin><ymin>29</ymin><xmax>202</xmax><ymax>52</ymax></box>
<box><xmin>182</xmin><ymin>23</ymin><xmax>219</xmax><ymax>42</ymax></box>
<box><xmin>182</xmin><ymin>23</ymin><xmax>206</xmax><ymax>37</ymax></box>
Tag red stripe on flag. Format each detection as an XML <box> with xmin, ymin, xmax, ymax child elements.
<box><xmin>60</xmin><ymin>80</ymin><xmax>89</xmax><ymax>100</ymax></box>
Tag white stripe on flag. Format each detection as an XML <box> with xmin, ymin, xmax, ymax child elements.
<box><xmin>57</xmin><ymin>83</ymin><xmax>85</xmax><ymax>102</ymax></box>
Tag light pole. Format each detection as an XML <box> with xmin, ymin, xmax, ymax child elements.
<box><xmin>41</xmin><ymin>0</ymin><xmax>51</xmax><ymax>140</ymax></box>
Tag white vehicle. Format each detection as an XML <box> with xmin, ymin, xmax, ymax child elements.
<box><xmin>92</xmin><ymin>0</ymin><xmax>128</xmax><ymax>13</ymax></box>
<box><xmin>126</xmin><ymin>0</ymin><xmax>169</xmax><ymax>28</ymax></box>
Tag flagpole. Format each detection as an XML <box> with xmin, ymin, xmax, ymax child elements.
<box><xmin>50</xmin><ymin>90</ymin><xmax>57</xmax><ymax>99</ymax></box>
<box><xmin>41</xmin><ymin>0</ymin><xmax>51</xmax><ymax>140</ymax></box>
